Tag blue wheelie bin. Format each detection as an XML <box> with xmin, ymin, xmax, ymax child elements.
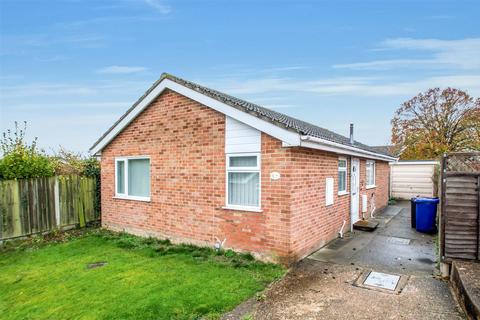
<box><xmin>415</xmin><ymin>197</ymin><xmax>439</xmax><ymax>233</ymax></box>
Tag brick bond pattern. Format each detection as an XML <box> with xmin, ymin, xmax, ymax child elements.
<box><xmin>101</xmin><ymin>90</ymin><xmax>389</xmax><ymax>263</ymax></box>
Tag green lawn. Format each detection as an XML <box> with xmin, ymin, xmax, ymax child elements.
<box><xmin>0</xmin><ymin>231</ymin><xmax>284</xmax><ymax>320</ymax></box>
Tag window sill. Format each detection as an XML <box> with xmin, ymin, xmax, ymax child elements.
<box><xmin>221</xmin><ymin>206</ymin><xmax>263</xmax><ymax>213</ymax></box>
<box><xmin>366</xmin><ymin>185</ymin><xmax>376</xmax><ymax>190</ymax></box>
<box><xmin>338</xmin><ymin>191</ymin><xmax>349</xmax><ymax>196</ymax></box>
<box><xmin>113</xmin><ymin>195</ymin><xmax>151</xmax><ymax>202</ymax></box>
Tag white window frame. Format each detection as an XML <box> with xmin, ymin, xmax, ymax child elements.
<box><xmin>366</xmin><ymin>160</ymin><xmax>376</xmax><ymax>189</ymax></box>
<box><xmin>338</xmin><ymin>157</ymin><xmax>348</xmax><ymax>195</ymax></box>
<box><xmin>115</xmin><ymin>156</ymin><xmax>151</xmax><ymax>202</ymax></box>
<box><xmin>224</xmin><ymin>153</ymin><xmax>262</xmax><ymax>212</ymax></box>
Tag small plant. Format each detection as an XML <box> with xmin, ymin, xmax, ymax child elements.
<box><xmin>241</xmin><ymin>313</ymin><xmax>254</xmax><ymax>320</ymax></box>
<box><xmin>255</xmin><ymin>292</ymin><xmax>266</xmax><ymax>301</ymax></box>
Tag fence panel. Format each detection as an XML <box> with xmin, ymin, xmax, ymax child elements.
<box><xmin>443</xmin><ymin>174</ymin><xmax>479</xmax><ymax>260</ymax></box>
<box><xmin>0</xmin><ymin>175</ymin><xmax>99</xmax><ymax>241</ymax></box>
<box><xmin>441</xmin><ymin>152</ymin><xmax>480</xmax><ymax>262</ymax></box>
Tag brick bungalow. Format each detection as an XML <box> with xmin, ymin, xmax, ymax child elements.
<box><xmin>90</xmin><ymin>73</ymin><xmax>396</xmax><ymax>263</ymax></box>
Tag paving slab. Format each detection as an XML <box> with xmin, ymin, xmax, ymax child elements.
<box><xmin>236</xmin><ymin>202</ymin><xmax>466</xmax><ymax>319</ymax></box>
<box><xmin>309</xmin><ymin>203</ymin><xmax>436</xmax><ymax>276</ymax></box>
<box><xmin>254</xmin><ymin>259</ymin><xmax>464</xmax><ymax>320</ymax></box>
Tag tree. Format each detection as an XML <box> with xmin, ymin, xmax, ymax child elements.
<box><xmin>391</xmin><ymin>88</ymin><xmax>480</xmax><ymax>160</ymax></box>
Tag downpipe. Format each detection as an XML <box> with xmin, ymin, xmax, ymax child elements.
<box><xmin>370</xmin><ymin>194</ymin><xmax>376</xmax><ymax>218</ymax></box>
<box><xmin>338</xmin><ymin>220</ymin><xmax>347</xmax><ymax>238</ymax></box>
<box><xmin>214</xmin><ymin>237</ymin><xmax>226</xmax><ymax>251</ymax></box>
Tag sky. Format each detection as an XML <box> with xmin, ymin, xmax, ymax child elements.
<box><xmin>1</xmin><ymin>0</ymin><xmax>479</xmax><ymax>154</ymax></box>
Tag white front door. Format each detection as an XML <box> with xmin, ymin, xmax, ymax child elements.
<box><xmin>351</xmin><ymin>158</ymin><xmax>360</xmax><ymax>224</ymax></box>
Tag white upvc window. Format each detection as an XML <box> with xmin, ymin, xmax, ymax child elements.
<box><xmin>115</xmin><ymin>156</ymin><xmax>151</xmax><ymax>201</ymax></box>
<box><xmin>338</xmin><ymin>157</ymin><xmax>348</xmax><ymax>195</ymax></box>
<box><xmin>366</xmin><ymin>160</ymin><xmax>376</xmax><ymax>188</ymax></box>
<box><xmin>225</xmin><ymin>153</ymin><xmax>261</xmax><ymax>211</ymax></box>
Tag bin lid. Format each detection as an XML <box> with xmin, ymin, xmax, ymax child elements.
<box><xmin>414</xmin><ymin>197</ymin><xmax>439</xmax><ymax>203</ymax></box>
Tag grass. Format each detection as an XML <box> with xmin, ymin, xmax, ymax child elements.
<box><xmin>0</xmin><ymin>229</ymin><xmax>284</xmax><ymax>320</ymax></box>
<box><xmin>388</xmin><ymin>197</ymin><xmax>398</xmax><ymax>205</ymax></box>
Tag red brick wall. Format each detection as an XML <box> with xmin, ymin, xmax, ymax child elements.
<box><xmin>285</xmin><ymin>152</ymin><xmax>390</xmax><ymax>260</ymax></box>
<box><xmin>359</xmin><ymin>159</ymin><xmax>390</xmax><ymax>219</ymax></box>
<box><xmin>100</xmin><ymin>89</ymin><xmax>390</xmax><ymax>263</ymax></box>
<box><xmin>101</xmin><ymin>90</ymin><xmax>291</xmax><ymax>261</ymax></box>
<box><xmin>286</xmin><ymin>148</ymin><xmax>350</xmax><ymax>260</ymax></box>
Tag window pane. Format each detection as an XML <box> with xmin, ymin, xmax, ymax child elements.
<box><xmin>366</xmin><ymin>162</ymin><xmax>374</xmax><ymax>185</ymax></box>
<box><xmin>116</xmin><ymin>161</ymin><xmax>125</xmax><ymax>194</ymax></box>
<box><xmin>338</xmin><ymin>171</ymin><xmax>346</xmax><ymax>192</ymax></box>
<box><xmin>128</xmin><ymin>159</ymin><xmax>150</xmax><ymax>197</ymax></box>
<box><xmin>229</xmin><ymin>156</ymin><xmax>257</xmax><ymax>168</ymax></box>
<box><xmin>228</xmin><ymin>172</ymin><xmax>259</xmax><ymax>207</ymax></box>
<box><xmin>338</xmin><ymin>159</ymin><xmax>347</xmax><ymax>168</ymax></box>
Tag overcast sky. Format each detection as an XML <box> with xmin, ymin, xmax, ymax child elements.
<box><xmin>1</xmin><ymin>0</ymin><xmax>479</xmax><ymax>154</ymax></box>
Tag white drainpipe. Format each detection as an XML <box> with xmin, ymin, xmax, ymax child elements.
<box><xmin>338</xmin><ymin>220</ymin><xmax>347</xmax><ymax>238</ymax></box>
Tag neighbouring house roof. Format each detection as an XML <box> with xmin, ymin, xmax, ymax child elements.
<box><xmin>90</xmin><ymin>73</ymin><xmax>397</xmax><ymax>161</ymax></box>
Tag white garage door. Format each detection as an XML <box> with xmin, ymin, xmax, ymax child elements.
<box><xmin>390</xmin><ymin>161</ymin><xmax>439</xmax><ymax>199</ymax></box>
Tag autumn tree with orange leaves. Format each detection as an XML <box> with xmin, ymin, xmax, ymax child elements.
<box><xmin>392</xmin><ymin>88</ymin><xmax>480</xmax><ymax>160</ymax></box>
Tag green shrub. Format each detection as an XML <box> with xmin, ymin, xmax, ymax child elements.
<box><xmin>0</xmin><ymin>122</ymin><xmax>55</xmax><ymax>180</ymax></box>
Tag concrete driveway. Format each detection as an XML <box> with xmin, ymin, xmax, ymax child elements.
<box><xmin>249</xmin><ymin>202</ymin><xmax>465</xmax><ymax>319</ymax></box>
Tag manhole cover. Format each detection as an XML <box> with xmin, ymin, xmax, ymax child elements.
<box><xmin>386</xmin><ymin>237</ymin><xmax>411</xmax><ymax>245</ymax></box>
<box><xmin>364</xmin><ymin>271</ymin><xmax>400</xmax><ymax>290</ymax></box>
<box><xmin>87</xmin><ymin>262</ymin><xmax>107</xmax><ymax>269</ymax></box>
<box><xmin>354</xmin><ymin>270</ymin><xmax>409</xmax><ymax>294</ymax></box>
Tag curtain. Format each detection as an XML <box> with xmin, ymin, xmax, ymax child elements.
<box><xmin>128</xmin><ymin>159</ymin><xmax>150</xmax><ymax>197</ymax></box>
<box><xmin>228</xmin><ymin>172</ymin><xmax>259</xmax><ymax>206</ymax></box>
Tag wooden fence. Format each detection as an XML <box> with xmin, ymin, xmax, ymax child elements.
<box><xmin>0</xmin><ymin>175</ymin><xmax>99</xmax><ymax>241</ymax></box>
<box><xmin>440</xmin><ymin>152</ymin><xmax>480</xmax><ymax>262</ymax></box>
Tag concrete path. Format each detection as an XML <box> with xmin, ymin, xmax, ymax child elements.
<box><xmin>252</xmin><ymin>202</ymin><xmax>465</xmax><ymax>319</ymax></box>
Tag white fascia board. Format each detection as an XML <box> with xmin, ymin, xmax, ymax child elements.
<box><xmin>90</xmin><ymin>78</ymin><xmax>300</xmax><ymax>155</ymax></box>
<box><xmin>300</xmin><ymin>136</ymin><xmax>398</xmax><ymax>162</ymax></box>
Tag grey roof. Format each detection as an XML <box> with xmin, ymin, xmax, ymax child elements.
<box><xmin>91</xmin><ymin>73</ymin><xmax>392</xmax><ymax>157</ymax></box>
<box><xmin>370</xmin><ymin>145</ymin><xmax>395</xmax><ymax>157</ymax></box>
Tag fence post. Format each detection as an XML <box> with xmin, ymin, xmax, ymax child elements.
<box><xmin>439</xmin><ymin>153</ymin><xmax>450</xmax><ymax>277</ymax></box>
<box><xmin>54</xmin><ymin>177</ymin><xmax>60</xmax><ymax>228</ymax></box>
<box><xmin>477</xmin><ymin>175</ymin><xmax>480</xmax><ymax>260</ymax></box>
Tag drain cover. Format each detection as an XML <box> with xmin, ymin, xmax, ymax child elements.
<box><xmin>364</xmin><ymin>271</ymin><xmax>400</xmax><ymax>290</ymax></box>
<box><xmin>386</xmin><ymin>237</ymin><xmax>411</xmax><ymax>245</ymax></box>
<box><xmin>354</xmin><ymin>270</ymin><xmax>408</xmax><ymax>294</ymax></box>
<box><xmin>87</xmin><ymin>262</ymin><xmax>107</xmax><ymax>269</ymax></box>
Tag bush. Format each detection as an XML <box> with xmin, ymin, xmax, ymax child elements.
<box><xmin>0</xmin><ymin>122</ymin><xmax>101</xmax><ymax>184</ymax></box>
<box><xmin>0</xmin><ymin>122</ymin><xmax>55</xmax><ymax>180</ymax></box>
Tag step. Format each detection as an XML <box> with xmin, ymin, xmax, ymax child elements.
<box><xmin>353</xmin><ymin>220</ymin><xmax>379</xmax><ymax>232</ymax></box>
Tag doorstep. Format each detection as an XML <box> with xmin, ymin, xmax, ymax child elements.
<box><xmin>353</xmin><ymin>219</ymin><xmax>379</xmax><ymax>232</ymax></box>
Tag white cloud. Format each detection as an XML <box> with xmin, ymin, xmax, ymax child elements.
<box><xmin>0</xmin><ymin>83</ymin><xmax>97</xmax><ymax>98</ymax></box>
<box><xmin>210</xmin><ymin>74</ymin><xmax>480</xmax><ymax>98</ymax></box>
<box><xmin>334</xmin><ymin>38</ymin><xmax>480</xmax><ymax>70</ymax></box>
<box><xmin>143</xmin><ymin>0</ymin><xmax>171</xmax><ymax>14</ymax></box>
<box><xmin>97</xmin><ymin>65</ymin><xmax>147</xmax><ymax>74</ymax></box>
<box><xmin>0</xmin><ymin>33</ymin><xmax>106</xmax><ymax>55</ymax></box>
<box><xmin>6</xmin><ymin>102</ymin><xmax>129</xmax><ymax>111</ymax></box>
